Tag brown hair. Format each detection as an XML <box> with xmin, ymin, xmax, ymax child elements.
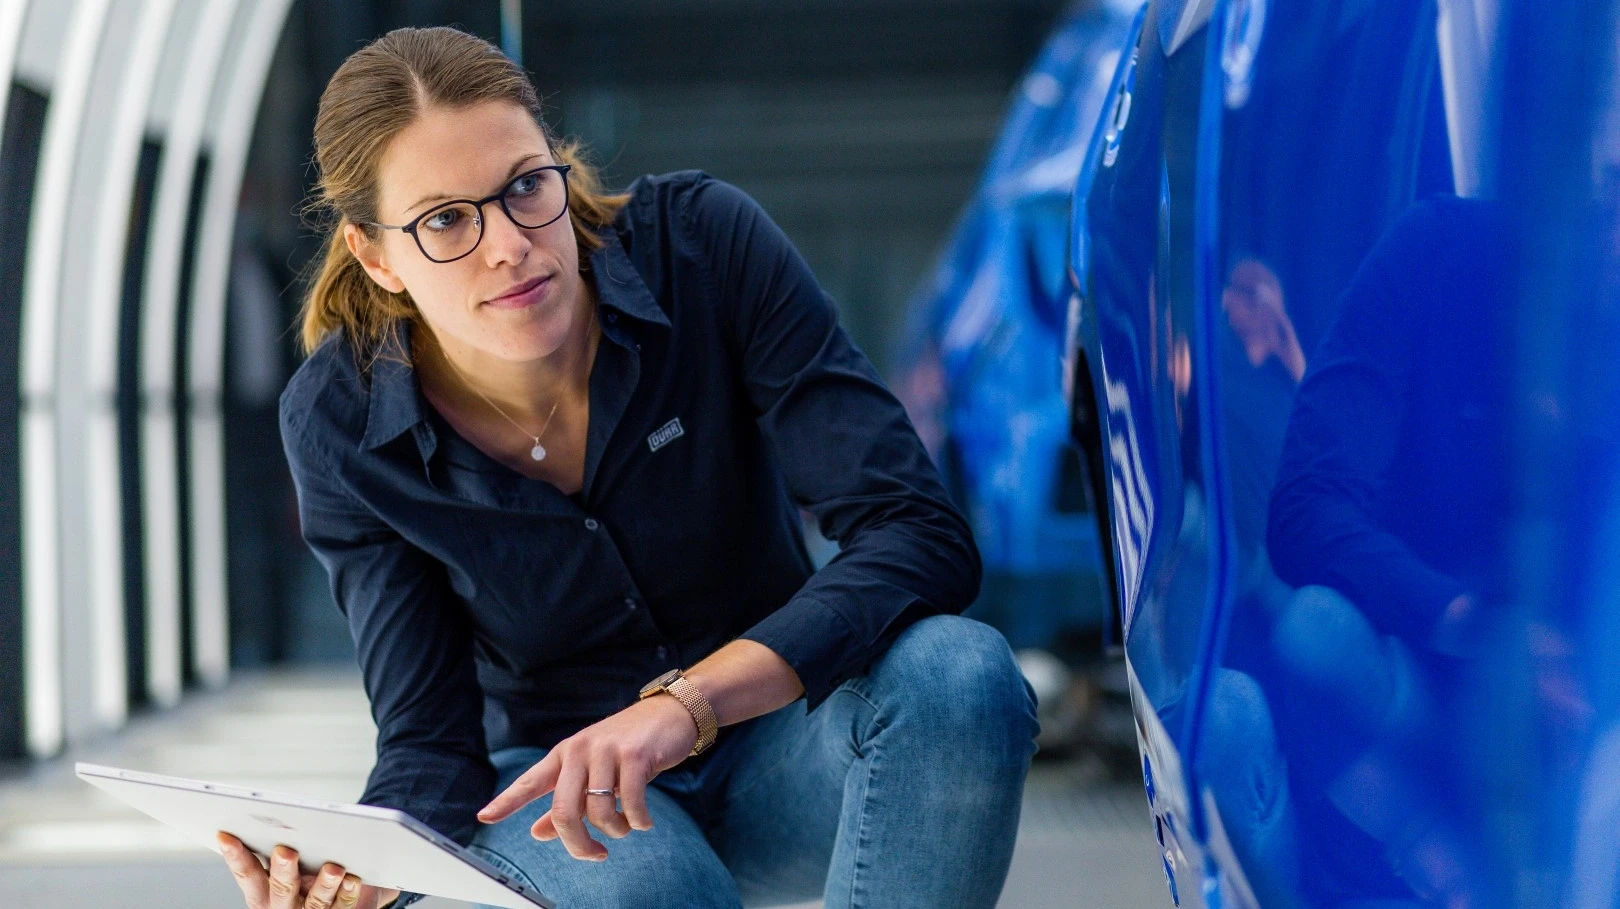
<box><xmin>300</xmin><ymin>26</ymin><xmax>629</xmax><ymax>356</ymax></box>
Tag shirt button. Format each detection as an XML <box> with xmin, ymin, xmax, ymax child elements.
<box><xmin>606</xmin><ymin>312</ymin><xmax>619</xmax><ymax>323</ymax></box>
<box><xmin>656</xmin><ymin>646</ymin><xmax>669</xmax><ymax>661</ymax></box>
<box><xmin>584</xmin><ymin>518</ymin><xmax>600</xmax><ymax>531</ymax></box>
<box><xmin>624</xmin><ymin>597</ymin><xmax>637</xmax><ymax>611</ymax></box>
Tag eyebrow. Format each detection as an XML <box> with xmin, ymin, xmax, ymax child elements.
<box><xmin>403</xmin><ymin>153</ymin><xmax>546</xmax><ymax>216</ymax></box>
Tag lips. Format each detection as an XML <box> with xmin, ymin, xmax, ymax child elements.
<box><xmin>485</xmin><ymin>274</ymin><xmax>552</xmax><ymax>310</ymax></box>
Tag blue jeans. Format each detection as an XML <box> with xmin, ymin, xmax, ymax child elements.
<box><xmin>468</xmin><ymin>615</ymin><xmax>1039</xmax><ymax>908</ymax></box>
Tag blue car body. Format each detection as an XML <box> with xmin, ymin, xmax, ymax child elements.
<box><xmin>1067</xmin><ymin>0</ymin><xmax>1620</xmax><ymax>905</ymax></box>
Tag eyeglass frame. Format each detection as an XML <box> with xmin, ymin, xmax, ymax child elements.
<box><xmin>366</xmin><ymin>163</ymin><xmax>573</xmax><ymax>264</ymax></box>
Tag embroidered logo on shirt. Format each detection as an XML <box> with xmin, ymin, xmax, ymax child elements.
<box><xmin>647</xmin><ymin>418</ymin><xmax>685</xmax><ymax>453</ymax></box>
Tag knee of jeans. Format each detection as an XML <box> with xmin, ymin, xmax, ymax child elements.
<box><xmin>1272</xmin><ymin>586</ymin><xmax>1383</xmax><ymax>689</ymax></box>
<box><xmin>869</xmin><ymin>615</ymin><xmax>1037</xmax><ymax>744</ymax></box>
<box><xmin>1201</xmin><ymin>669</ymin><xmax>1287</xmax><ymax>821</ymax></box>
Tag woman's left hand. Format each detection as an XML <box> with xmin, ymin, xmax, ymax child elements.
<box><xmin>475</xmin><ymin>694</ymin><xmax>698</xmax><ymax>861</ymax></box>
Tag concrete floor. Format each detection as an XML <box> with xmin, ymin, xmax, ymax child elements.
<box><xmin>0</xmin><ymin>670</ymin><xmax>1168</xmax><ymax>909</ymax></box>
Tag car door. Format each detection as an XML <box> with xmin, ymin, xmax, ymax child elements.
<box><xmin>1068</xmin><ymin>1</ymin><xmax>1227</xmax><ymax>903</ymax></box>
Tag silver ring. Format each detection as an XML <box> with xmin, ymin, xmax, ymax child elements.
<box><xmin>584</xmin><ymin>788</ymin><xmax>616</xmax><ymax>797</ymax></box>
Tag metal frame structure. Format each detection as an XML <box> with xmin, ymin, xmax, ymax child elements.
<box><xmin>4</xmin><ymin>0</ymin><xmax>296</xmax><ymax>758</ymax></box>
<box><xmin>185</xmin><ymin>0</ymin><xmax>293</xmax><ymax>689</ymax></box>
<box><xmin>139</xmin><ymin>0</ymin><xmax>241</xmax><ymax>709</ymax></box>
<box><xmin>19</xmin><ymin>0</ymin><xmax>118</xmax><ymax>757</ymax></box>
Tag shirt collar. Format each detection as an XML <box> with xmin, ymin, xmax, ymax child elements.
<box><xmin>588</xmin><ymin>226</ymin><xmax>671</xmax><ymax>329</ymax></box>
<box><xmin>361</xmin><ymin>321</ymin><xmax>427</xmax><ymax>452</ymax></box>
<box><xmin>361</xmin><ymin>226</ymin><xmax>667</xmax><ymax>453</ymax></box>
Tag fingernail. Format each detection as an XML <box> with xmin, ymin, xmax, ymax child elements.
<box><xmin>342</xmin><ymin>880</ymin><xmax>357</xmax><ymax>893</ymax></box>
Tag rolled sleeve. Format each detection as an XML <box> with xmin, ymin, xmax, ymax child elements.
<box><xmin>682</xmin><ymin>174</ymin><xmax>982</xmax><ymax>708</ymax></box>
<box><xmin>280</xmin><ymin>411</ymin><xmax>494</xmax><ymax>845</ymax></box>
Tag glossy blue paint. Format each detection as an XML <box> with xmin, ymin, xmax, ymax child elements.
<box><xmin>1069</xmin><ymin>0</ymin><xmax>1620</xmax><ymax>905</ymax></box>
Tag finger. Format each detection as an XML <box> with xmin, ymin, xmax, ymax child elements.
<box><xmin>268</xmin><ymin>845</ymin><xmax>303</xmax><ymax>909</ymax></box>
<box><xmin>302</xmin><ymin>863</ymin><xmax>346</xmax><ymax>909</ymax></box>
<box><xmin>541</xmin><ymin>755</ymin><xmax>606</xmax><ymax>861</ymax></box>
<box><xmin>334</xmin><ymin>876</ymin><xmax>362</xmax><ymax>909</ymax></box>
<box><xmin>219</xmin><ymin>832</ymin><xmax>269</xmax><ymax>909</ymax></box>
<box><xmin>480</xmin><ymin>751</ymin><xmax>561</xmax><ymax>823</ymax></box>
<box><xmin>584</xmin><ymin>755</ymin><xmax>630</xmax><ymax>840</ymax></box>
<box><xmin>617</xmin><ymin>761</ymin><xmax>655</xmax><ymax>833</ymax></box>
<box><xmin>531</xmin><ymin>810</ymin><xmax>558</xmax><ymax>841</ymax></box>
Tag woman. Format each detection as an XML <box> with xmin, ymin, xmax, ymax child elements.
<box><xmin>219</xmin><ymin>26</ymin><xmax>1037</xmax><ymax>909</ymax></box>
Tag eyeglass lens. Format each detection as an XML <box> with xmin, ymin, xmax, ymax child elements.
<box><xmin>415</xmin><ymin>168</ymin><xmax>568</xmax><ymax>262</ymax></box>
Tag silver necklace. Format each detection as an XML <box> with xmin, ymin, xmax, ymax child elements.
<box><xmin>441</xmin><ymin>351</ymin><xmax>563</xmax><ymax>462</ymax></box>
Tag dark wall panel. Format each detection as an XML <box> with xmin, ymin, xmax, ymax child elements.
<box><xmin>0</xmin><ymin>83</ymin><xmax>51</xmax><ymax>761</ymax></box>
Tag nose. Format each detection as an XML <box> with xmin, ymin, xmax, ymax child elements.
<box><xmin>480</xmin><ymin>201</ymin><xmax>532</xmax><ymax>269</ymax></box>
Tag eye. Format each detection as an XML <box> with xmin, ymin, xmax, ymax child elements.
<box><xmin>423</xmin><ymin>207</ymin><xmax>464</xmax><ymax>233</ymax></box>
<box><xmin>508</xmin><ymin>171</ymin><xmax>542</xmax><ymax>197</ymax></box>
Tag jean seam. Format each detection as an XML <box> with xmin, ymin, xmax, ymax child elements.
<box><xmin>835</xmin><ymin>709</ymin><xmax>887</xmax><ymax>907</ymax></box>
<box><xmin>842</xmin><ymin>725</ymin><xmax>881</xmax><ymax>907</ymax></box>
<box><xmin>464</xmin><ymin>843</ymin><xmax>542</xmax><ymax>894</ymax></box>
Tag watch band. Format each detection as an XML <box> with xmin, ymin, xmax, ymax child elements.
<box><xmin>641</xmin><ymin>671</ymin><xmax>718</xmax><ymax>756</ymax></box>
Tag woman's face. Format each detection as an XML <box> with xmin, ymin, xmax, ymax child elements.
<box><xmin>348</xmin><ymin>99</ymin><xmax>585</xmax><ymax>364</ymax></box>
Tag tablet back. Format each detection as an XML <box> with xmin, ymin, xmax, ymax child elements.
<box><xmin>75</xmin><ymin>763</ymin><xmax>553</xmax><ymax>909</ymax></box>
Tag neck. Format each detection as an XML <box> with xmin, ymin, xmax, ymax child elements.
<box><xmin>418</xmin><ymin>291</ymin><xmax>598</xmax><ymax>424</ymax></box>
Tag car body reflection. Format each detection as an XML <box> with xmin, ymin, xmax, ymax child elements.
<box><xmin>1066</xmin><ymin>0</ymin><xmax>1620</xmax><ymax>905</ymax></box>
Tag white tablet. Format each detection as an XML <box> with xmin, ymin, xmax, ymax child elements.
<box><xmin>76</xmin><ymin>763</ymin><xmax>554</xmax><ymax>909</ymax></box>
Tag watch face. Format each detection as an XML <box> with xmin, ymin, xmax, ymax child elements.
<box><xmin>640</xmin><ymin>669</ymin><xmax>681</xmax><ymax>698</ymax></box>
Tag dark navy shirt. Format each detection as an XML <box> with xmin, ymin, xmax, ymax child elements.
<box><xmin>278</xmin><ymin>171</ymin><xmax>980</xmax><ymax>846</ymax></box>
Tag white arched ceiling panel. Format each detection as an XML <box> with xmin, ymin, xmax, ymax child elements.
<box><xmin>19</xmin><ymin>0</ymin><xmax>115</xmax><ymax>756</ymax></box>
<box><xmin>77</xmin><ymin>0</ymin><xmax>182</xmax><ymax>727</ymax></box>
<box><xmin>53</xmin><ymin>0</ymin><xmax>150</xmax><ymax>734</ymax></box>
<box><xmin>138</xmin><ymin>0</ymin><xmax>241</xmax><ymax>706</ymax></box>
<box><xmin>185</xmin><ymin>0</ymin><xmax>292</xmax><ymax>688</ymax></box>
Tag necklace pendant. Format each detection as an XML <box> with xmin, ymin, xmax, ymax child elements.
<box><xmin>530</xmin><ymin>441</ymin><xmax>547</xmax><ymax>461</ymax></box>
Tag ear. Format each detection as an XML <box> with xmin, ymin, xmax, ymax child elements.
<box><xmin>344</xmin><ymin>222</ymin><xmax>408</xmax><ymax>295</ymax></box>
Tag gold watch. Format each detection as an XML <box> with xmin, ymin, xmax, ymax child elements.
<box><xmin>638</xmin><ymin>669</ymin><xmax>718</xmax><ymax>756</ymax></box>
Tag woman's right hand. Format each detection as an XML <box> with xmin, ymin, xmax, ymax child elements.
<box><xmin>217</xmin><ymin>832</ymin><xmax>401</xmax><ymax>909</ymax></box>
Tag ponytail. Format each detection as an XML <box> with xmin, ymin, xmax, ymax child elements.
<box><xmin>299</xmin><ymin>226</ymin><xmax>415</xmax><ymax>357</ymax></box>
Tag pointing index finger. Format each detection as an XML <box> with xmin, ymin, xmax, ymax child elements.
<box><xmin>478</xmin><ymin>751</ymin><xmax>560</xmax><ymax>823</ymax></box>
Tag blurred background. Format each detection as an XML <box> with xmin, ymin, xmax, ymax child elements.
<box><xmin>0</xmin><ymin>1</ymin><xmax>1163</xmax><ymax>906</ymax></box>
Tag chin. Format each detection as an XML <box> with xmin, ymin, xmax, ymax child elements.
<box><xmin>481</xmin><ymin>312</ymin><xmax>574</xmax><ymax>363</ymax></box>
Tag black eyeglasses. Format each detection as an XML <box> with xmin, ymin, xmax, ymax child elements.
<box><xmin>369</xmin><ymin>164</ymin><xmax>572</xmax><ymax>263</ymax></box>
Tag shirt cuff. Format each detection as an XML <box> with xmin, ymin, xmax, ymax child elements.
<box><xmin>738</xmin><ymin>596</ymin><xmax>859</xmax><ymax>710</ymax></box>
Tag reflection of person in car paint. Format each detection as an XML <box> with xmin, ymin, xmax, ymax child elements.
<box><xmin>1265</xmin><ymin>195</ymin><xmax>1517</xmax><ymax>908</ymax></box>
<box><xmin>1223</xmin><ymin>258</ymin><xmax>1306</xmax><ymax>383</ymax></box>
<box><xmin>1166</xmin><ymin>257</ymin><xmax>1312</xmax><ymax>909</ymax></box>
<box><xmin>1220</xmin><ymin>258</ymin><xmax>1307</xmax><ymax>558</ymax></box>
